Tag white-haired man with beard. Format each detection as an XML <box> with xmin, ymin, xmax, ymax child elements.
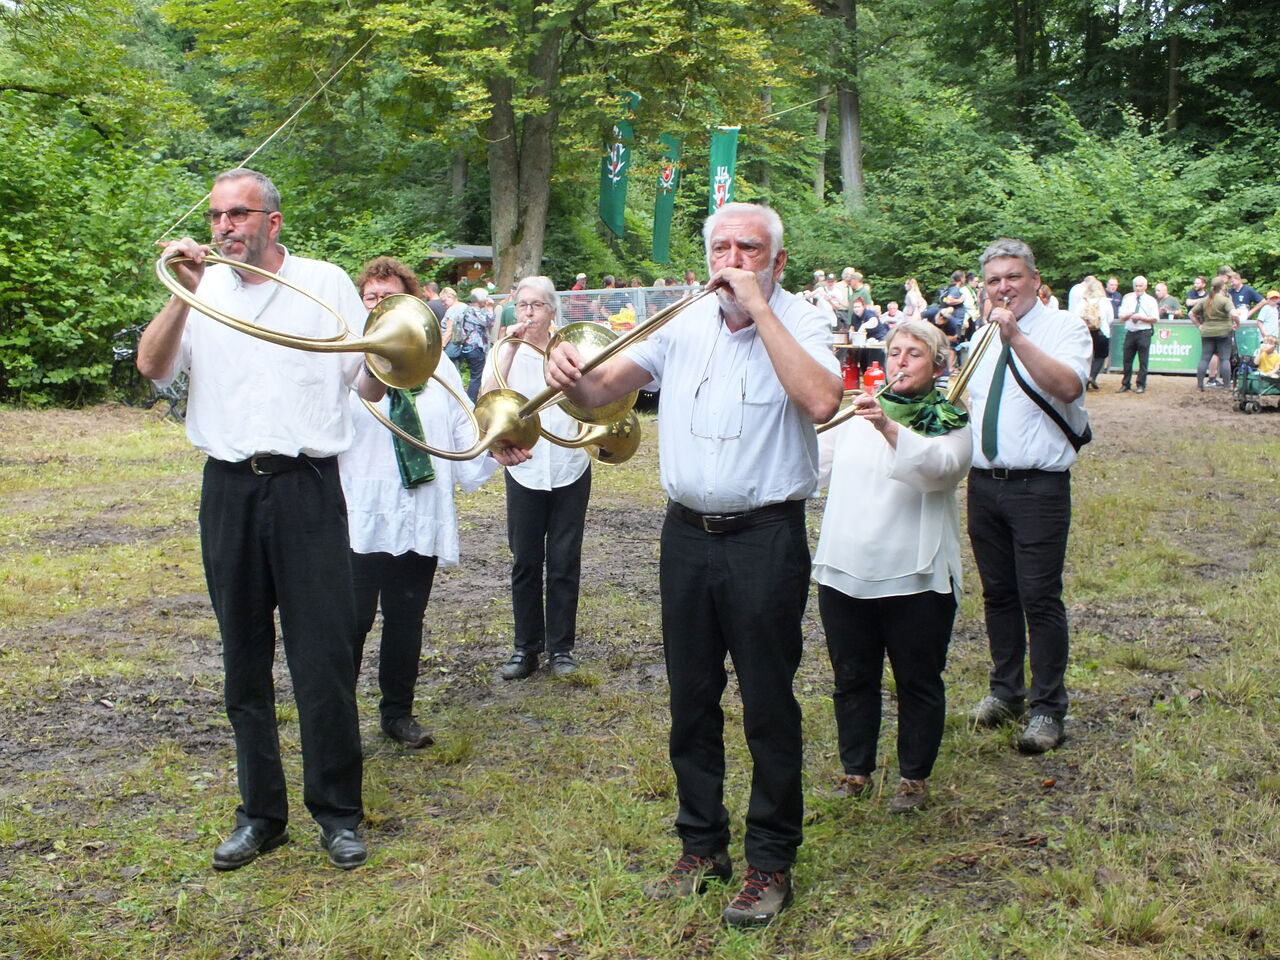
<box><xmin>545</xmin><ymin>202</ymin><xmax>841</xmax><ymax>927</ymax></box>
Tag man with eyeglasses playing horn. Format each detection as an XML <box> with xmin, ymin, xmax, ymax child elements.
<box><xmin>545</xmin><ymin>202</ymin><xmax>841</xmax><ymax>927</ymax></box>
<box><xmin>140</xmin><ymin>169</ymin><xmax>390</xmax><ymax>873</ymax></box>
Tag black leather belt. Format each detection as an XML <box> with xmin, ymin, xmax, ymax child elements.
<box><xmin>217</xmin><ymin>453</ymin><xmax>334</xmax><ymax>476</ymax></box>
<box><xmin>668</xmin><ymin>499</ymin><xmax>803</xmax><ymax>534</ymax></box>
<box><xmin>971</xmin><ymin>467</ymin><xmax>1066</xmax><ymax>481</ymax></box>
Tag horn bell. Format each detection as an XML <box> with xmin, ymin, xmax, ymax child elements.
<box><xmin>361</xmin><ymin>294</ymin><xmax>442</xmax><ymax>389</ymax></box>
<box><xmin>546</xmin><ymin>321</ymin><xmax>638</xmax><ymax>425</ymax></box>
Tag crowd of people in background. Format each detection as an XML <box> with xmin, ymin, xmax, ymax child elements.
<box><xmin>796</xmin><ymin>263</ymin><xmax>1279</xmax><ymax>394</ymax></box>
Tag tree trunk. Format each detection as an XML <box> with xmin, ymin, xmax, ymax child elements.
<box><xmin>759</xmin><ymin>87</ymin><xmax>771</xmax><ymax>193</ymax></box>
<box><xmin>486</xmin><ymin>26</ymin><xmax>563</xmax><ymax>289</ymax></box>
<box><xmin>450</xmin><ymin>149</ymin><xmax>467</xmax><ymax>213</ymax></box>
<box><xmin>834</xmin><ymin>0</ymin><xmax>864</xmax><ymax>209</ymax></box>
<box><xmin>1165</xmin><ymin>4</ymin><xmax>1181</xmax><ymax>132</ymax></box>
<box><xmin>814</xmin><ymin>79</ymin><xmax>830</xmax><ymax>202</ymax></box>
<box><xmin>837</xmin><ymin>83</ymin><xmax>864</xmax><ymax>209</ymax></box>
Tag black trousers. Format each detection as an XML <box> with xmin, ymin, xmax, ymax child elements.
<box><xmin>660</xmin><ymin>501</ymin><xmax>809</xmax><ymax>873</ymax></box>
<box><xmin>199</xmin><ymin>457</ymin><xmax>363</xmax><ymax>833</ymax></box>
<box><xmin>818</xmin><ymin>585</ymin><xmax>956</xmax><ymax>781</ymax></box>
<box><xmin>967</xmin><ymin>468</ymin><xmax>1072</xmax><ymax>720</ymax></box>
<box><xmin>351</xmin><ymin>550</ymin><xmax>439</xmax><ymax>725</ymax></box>
<box><xmin>505</xmin><ymin>467</ymin><xmax>591</xmax><ymax>655</ymax></box>
<box><xmin>1121</xmin><ymin>328</ymin><xmax>1153</xmax><ymax>388</ymax></box>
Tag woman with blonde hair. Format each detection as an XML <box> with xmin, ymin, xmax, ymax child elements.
<box><xmin>1070</xmin><ymin>277</ymin><xmax>1113</xmax><ymax>390</ymax></box>
<box><xmin>902</xmin><ymin>277</ymin><xmax>928</xmax><ymax>318</ymax></box>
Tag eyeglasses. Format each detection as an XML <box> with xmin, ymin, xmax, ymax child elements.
<box><xmin>515</xmin><ymin>300</ymin><xmax>549</xmax><ymax>312</ymax></box>
<box><xmin>361</xmin><ymin>291</ymin><xmax>397</xmax><ymax>306</ymax></box>
<box><xmin>204</xmin><ymin>207</ymin><xmax>271</xmax><ymax>225</ymax></box>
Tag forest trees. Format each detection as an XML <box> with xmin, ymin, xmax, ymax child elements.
<box><xmin>2</xmin><ymin>0</ymin><xmax>1279</xmax><ymax>404</ymax></box>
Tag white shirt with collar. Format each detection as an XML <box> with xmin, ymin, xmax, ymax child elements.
<box><xmin>164</xmin><ymin>248</ymin><xmax>366</xmax><ymax>462</ymax></box>
<box><xmin>626</xmin><ymin>285</ymin><xmax>839</xmax><ymax>513</ymax></box>
<box><xmin>965</xmin><ymin>300</ymin><xmax>1091</xmax><ymax>473</ymax></box>
<box><xmin>481</xmin><ymin>341</ymin><xmax>590</xmax><ymax>491</ymax></box>
<box><xmin>340</xmin><ymin>354</ymin><xmax>498</xmax><ymax>561</ymax></box>
<box><xmin>1120</xmin><ymin>291</ymin><xmax>1160</xmax><ymax>331</ymax></box>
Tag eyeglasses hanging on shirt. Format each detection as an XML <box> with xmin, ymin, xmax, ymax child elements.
<box><xmin>689</xmin><ymin>319</ymin><xmax>755</xmax><ymax>441</ymax></box>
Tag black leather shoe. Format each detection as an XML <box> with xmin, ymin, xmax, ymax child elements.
<box><xmin>499</xmin><ymin>650</ymin><xmax>538</xmax><ymax>680</ymax></box>
<box><xmin>382</xmin><ymin>715</ymin><xmax>434</xmax><ymax>748</ymax></box>
<box><xmin>1116</xmin><ymin>385</ymin><xmax>1131</xmax><ymax>393</ymax></box>
<box><xmin>212</xmin><ymin>824</ymin><xmax>289</xmax><ymax>871</ymax></box>
<box><xmin>320</xmin><ymin>827</ymin><xmax>368</xmax><ymax>870</ymax></box>
<box><xmin>548</xmin><ymin>651</ymin><xmax>579</xmax><ymax>677</ymax></box>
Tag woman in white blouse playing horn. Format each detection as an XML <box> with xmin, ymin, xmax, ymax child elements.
<box><xmin>340</xmin><ymin>258</ymin><xmax>502</xmax><ymax>749</ymax></box>
<box><xmin>814</xmin><ymin>319</ymin><xmax>972</xmax><ymax>813</ymax></box>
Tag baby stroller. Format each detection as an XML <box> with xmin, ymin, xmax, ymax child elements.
<box><xmin>1234</xmin><ymin>365</ymin><xmax>1280</xmax><ymax>413</ymax></box>
<box><xmin>1232</xmin><ymin>326</ymin><xmax>1280</xmax><ymax>413</ymax></box>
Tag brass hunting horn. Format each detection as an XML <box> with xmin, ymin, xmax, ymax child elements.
<box><xmin>488</xmin><ymin>335</ymin><xmax>643</xmax><ymax>465</ymax></box>
<box><xmin>155</xmin><ymin>250</ymin><xmax>438</xmax><ymax>388</ymax></box>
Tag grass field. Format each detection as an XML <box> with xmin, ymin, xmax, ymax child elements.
<box><xmin>2</xmin><ymin>375</ymin><xmax>1279</xmax><ymax>960</ymax></box>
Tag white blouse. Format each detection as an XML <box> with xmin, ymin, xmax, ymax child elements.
<box><xmin>339</xmin><ymin>356</ymin><xmax>497</xmax><ymax>561</ymax></box>
<box><xmin>813</xmin><ymin>414</ymin><xmax>972</xmax><ymax>600</ymax></box>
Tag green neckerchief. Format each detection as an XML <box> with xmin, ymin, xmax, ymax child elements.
<box><xmin>878</xmin><ymin>388</ymin><xmax>969</xmax><ymax>437</ymax></box>
<box><xmin>388</xmin><ymin>387</ymin><xmax>435</xmax><ymax>488</ymax></box>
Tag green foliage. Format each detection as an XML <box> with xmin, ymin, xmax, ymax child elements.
<box><xmin>0</xmin><ymin>97</ymin><xmax>200</xmax><ymax>404</ymax></box>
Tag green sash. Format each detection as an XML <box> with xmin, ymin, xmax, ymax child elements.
<box><xmin>879</xmin><ymin>388</ymin><xmax>968</xmax><ymax>437</ymax></box>
<box><xmin>389</xmin><ymin>388</ymin><xmax>435</xmax><ymax>488</ymax></box>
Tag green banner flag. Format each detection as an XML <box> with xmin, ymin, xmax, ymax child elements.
<box><xmin>599</xmin><ymin>94</ymin><xmax>640</xmax><ymax>239</ymax></box>
<box><xmin>652</xmin><ymin>134</ymin><xmax>682</xmax><ymax>264</ymax></box>
<box><xmin>708</xmin><ymin>126</ymin><xmax>740</xmax><ymax>214</ymax></box>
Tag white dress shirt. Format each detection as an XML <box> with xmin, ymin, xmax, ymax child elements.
<box><xmin>163</xmin><ymin>249</ymin><xmax>365</xmax><ymax>461</ymax></box>
<box><xmin>1120</xmin><ymin>292</ymin><xmax>1160</xmax><ymax>332</ymax></box>
<box><xmin>482</xmin><ymin>341</ymin><xmax>590</xmax><ymax>491</ymax></box>
<box><xmin>626</xmin><ymin>286</ymin><xmax>839</xmax><ymax>513</ymax></box>
<box><xmin>965</xmin><ymin>301</ymin><xmax>1091</xmax><ymax>472</ymax></box>
<box><xmin>340</xmin><ymin>355</ymin><xmax>497</xmax><ymax>561</ymax></box>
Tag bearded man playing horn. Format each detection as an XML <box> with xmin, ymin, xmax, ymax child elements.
<box><xmin>138</xmin><ymin>168</ymin><xmax>387</xmax><ymax>872</ymax></box>
<box><xmin>545</xmin><ymin>202</ymin><xmax>842</xmax><ymax>927</ymax></box>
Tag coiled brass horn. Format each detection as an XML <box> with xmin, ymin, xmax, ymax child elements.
<box><xmin>155</xmin><ymin>250</ymin><xmax>438</xmax><ymax>389</ymax></box>
<box><xmin>489</xmin><ymin>335</ymin><xmax>643</xmax><ymax>464</ymax></box>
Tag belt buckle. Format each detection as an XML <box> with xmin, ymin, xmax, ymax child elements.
<box><xmin>990</xmin><ymin>467</ymin><xmax>1011</xmax><ymax>480</ymax></box>
<box><xmin>701</xmin><ymin>514</ymin><xmax>727</xmax><ymax>533</ymax></box>
<box><xmin>250</xmin><ymin>454</ymin><xmax>271</xmax><ymax>476</ymax></box>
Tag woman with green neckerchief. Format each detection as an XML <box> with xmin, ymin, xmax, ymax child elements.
<box><xmin>813</xmin><ymin>319</ymin><xmax>972</xmax><ymax>814</ymax></box>
<box><xmin>341</xmin><ymin>258</ymin><xmax>500</xmax><ymax>751</ymax></box>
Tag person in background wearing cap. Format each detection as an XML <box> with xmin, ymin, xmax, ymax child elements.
<box><xmin>1257</xmin><ymin>290</ymin><xmax>1280</xmax><ymax>339</ymax></box>
<box><xmin>452</xmin><ymin>288</ymin><xmax>495</xmax><ymax>401</ymax></box>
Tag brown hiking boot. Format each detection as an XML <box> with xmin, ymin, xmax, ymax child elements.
<box><xmin>888</xmin><ymin>777</ymin><xmax>928</xmax><ymax>814</ymax></box>
<box><xmin>832</xmin><ymin>773</ymin><xmax>870</xmax><ymax>798</ymax></box>
<box><xmin>642</xmin><ymin>849</ymin><xmax>732</xmax><ymax>900</ymax></box>
<box><xmin>722</xmin><ymin>866</ymin><xmax>793</xmax><ymax>927</ymax></box>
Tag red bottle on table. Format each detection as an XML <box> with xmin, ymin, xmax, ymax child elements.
<box><xmin>863</xmin><ymin>360</ymin><xmax>886</xmax><ymax>394</ymax></box>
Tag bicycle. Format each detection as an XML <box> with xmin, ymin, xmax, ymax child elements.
<box><xmin>110</xmin><ymin>323</ymin><xmax>188</xmax><ymax>422</ymax></box>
